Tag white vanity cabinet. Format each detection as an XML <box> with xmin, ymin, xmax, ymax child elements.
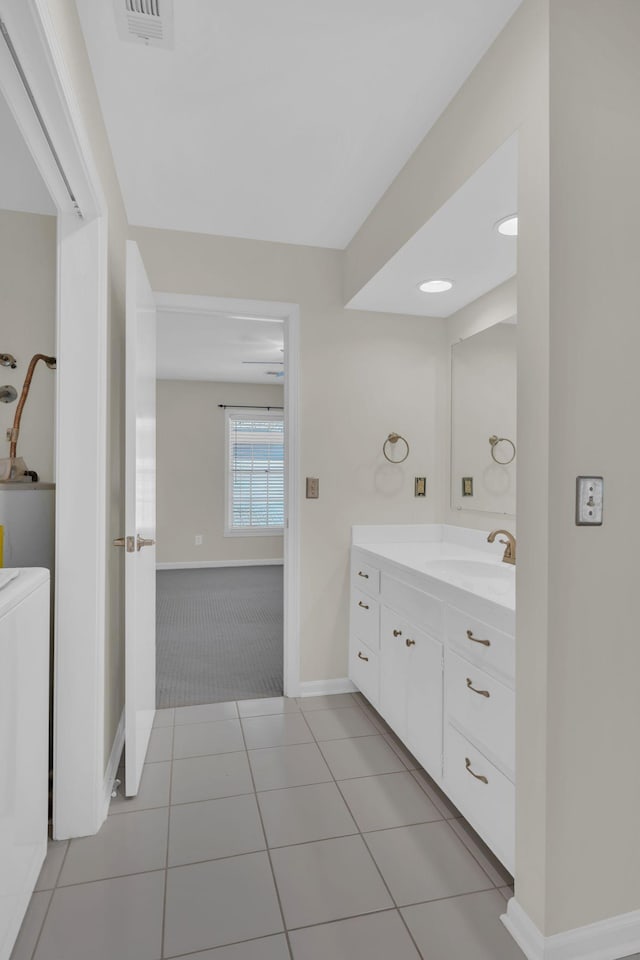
<box><xmin>379</xmin><ymin>597</ymin><xmax>443</xmax><ymax>779</ymax></box>
<box><xmin>348</xmin><ymin>526</ymin><xmax>515</xmax><ymax>874</ymax></box>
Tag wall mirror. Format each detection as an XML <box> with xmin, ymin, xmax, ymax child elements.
<box><xmin>451</xmin><ymin>319</ymin><xmax>516</xmax><ymax>515</ymax></box>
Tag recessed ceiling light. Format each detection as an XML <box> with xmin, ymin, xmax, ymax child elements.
<box><xmin>418</xmin><ymin>279</ymin><xmax>453</xmax><ymax>293</ymax></box>
<box><xmin>496</xmin><ymin>214</ymin><xmax>518</xmax><ymax>237</ymax></box>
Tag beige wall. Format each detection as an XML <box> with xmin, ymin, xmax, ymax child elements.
<box><xmin>0</xmin><ymin>210</ymin><xmax>56</xmax><ymax>482</ymax></box>
<box><xmin>131</xmin><ymin>225</ymin><xmax>447</xmax><ymax>683</ymax></box>
<box><xmin>47</xmin><ymin>0</ymin><xmax>129</xmax><ymax>767</ymax></box>
<box><xmin>157</xmin><ymin>380</ymin><xmax>284</xmax><ymax>564</ymax></box>
<box><xmin>539</xmin><ymin>0</ymin><xmax>640</xmax><ymax>933</ymax></box>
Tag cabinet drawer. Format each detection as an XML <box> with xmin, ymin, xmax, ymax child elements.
<box><xmin>445</xmin><ymin>650</ymin><xmax>514</xmax><ymax>778</ymax></box>
<box><xmin>351</xmin><ymin>557</ymin><xmax>380</xmax><ymax>599</ymax></box>
<box><xmin>381</xmin><ymin>575</ymin><xmax>442</xmax><ymax>637</ymax></box>
<box><xmin>444</xmin><ymin>725</ymin><xmax>514</xmax><ymax>874</ymax></box>
<box><xmin>349</xmin><ymin>641</ymin><xmax>379</xmax><ymax>708</ymax></box>
<box><xmin>351</xmin><ymin>589</ymin><xmax>379</xmax><ymax>651</ymax></box>
<box><xmin>446</xmin><ymin>605</ymin><xmax>514</xmax><ymax>686</ymax></box>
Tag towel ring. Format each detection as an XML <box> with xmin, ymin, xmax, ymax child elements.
<box><xmin>383</xmin><ymin>433</ymin><xmax>410</xmax><ymax>464</ymax></box>
<box><xmin>489</xmin><ymin>435</ymin><xmax>516</xmax><ymax>465</ymax></box>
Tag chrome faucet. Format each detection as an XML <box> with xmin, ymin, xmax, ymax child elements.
<box><xmin>487</xmin><ymin>529</ymin><xmax>516</xmax><ymax>565</ymax></box>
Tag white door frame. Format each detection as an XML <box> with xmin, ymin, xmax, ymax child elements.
<box><xmin>154</xmin><ymin>292</ymin><xmax>301</xmax><ymax>697</ymax></box>
<box><xmin>0</xmin><ymin>1</ymin><xmax>109</xmax><ymax>837</ymax></box>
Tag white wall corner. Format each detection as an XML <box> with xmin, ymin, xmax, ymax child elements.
<box><xmin>502</xmin><ymin>898</ymin><xmax>640</xmax><ymax>960</ymax></box>
<box><xmin>101</xmin><ymin>708</ymin><xmax>125</xmax><ymax>822</ymax></box>
<box><xmin>298</xmin><ymin>678</ymin><xmax>357</xmax><ymax>697</ymax></box>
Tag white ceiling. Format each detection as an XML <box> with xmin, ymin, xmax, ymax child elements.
<box><xmin>156</xmin><ymin>309</ymin><xmax>284</xmax><ymax>383</ymax></box>
<box><xmin>0</xmin><ymin>89</ymin><xmax>55</xmax><ymax>216</ymax></box>
<box><xmin>346</xmin><ymin>135</ymin><xmax>517</xmax><ymax>318</ymax></box>
<box><xmin>75</xmin><ymin>0</ymin><xmax>522</xmax><ymax>248</ymax></box>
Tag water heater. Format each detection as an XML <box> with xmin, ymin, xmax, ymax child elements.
<box><xmin>0</xmin><ymin>484</ymin><xmax>55</xmax><ymax>570</ymax></box>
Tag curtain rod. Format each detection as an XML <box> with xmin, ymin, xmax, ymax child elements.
<box><xmin>218</xmin><ymin>404</ymin><xmax>284</xmax><ymax>410</ymax></box>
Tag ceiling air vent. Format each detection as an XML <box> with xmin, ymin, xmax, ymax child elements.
<box><xmin>116</xmin><ymin>0</ymin><xmax>174</xmax><ymax>49</ymax></box>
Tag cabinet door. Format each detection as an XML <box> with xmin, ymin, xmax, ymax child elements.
<box><xmin>406</xmin><ymin>630</ymin><xmax>443</xmax><ymax>779</ymax></box>
<box><xmin>379</xmin><ymin>606</ymin><xmax>410</xmax><ymax>739</ymax></box>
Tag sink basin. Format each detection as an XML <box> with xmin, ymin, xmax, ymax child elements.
<box><xmin>423</xmin><ymin>559</ymin><xmax>513</xmax><ymax>581</ymax></box>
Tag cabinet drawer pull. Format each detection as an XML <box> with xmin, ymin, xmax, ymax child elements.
<box><xmin>465</xmin><ymin>757</ymin><xmax>489</xmax><ymax>784</ymax></box>
<box><xmin>405</xmin><ymin>637</ymin><xmax>416</xmax><ymax>647</ymax></box>
<box><xmin>466</xmin><ymin>678</ymin><xmax>490</xmax><ymax>698</ymax></box>
<box><xmin>357</xmin><ymin>570</ymin><xmax>369</xmax><ymax>579</ymax></box>
<box><xmin>466</xmin><ymin>629</ymin><xmax>490</xmax><ymax>647</ymax></box>
<box><xmin>393</xmin><ymin>629</ymin><xmax>403</xmax><ymax>637</ymax></box>
<box><xmin>357</xmin><ymin>651</ymin><xmax>369</xmax><ymax>662</ymax></box>
<box><xmin>358</xmin><ymin>600</ymin><xmax>370</xmax><ymax>610</ymax></box>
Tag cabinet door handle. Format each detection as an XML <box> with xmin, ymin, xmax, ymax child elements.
<box><xmin>358</xmin><ymin>600</ymin><xmax>370</xmax><ymax>610</ymax></box>
<box><xmin>357</xmin><ymin>651</ymin><xmax>369</xmax><ymax>662</ymax></box>
<box><xmin>466</xmin><ymin>678</ymin><xmax>490</xmax><ymax>698</ymax></box>
<box><xmin>357</xmin><ymin>571</ymin><xmax>369</xmax><ymax>579</ymax></box>
<box><xmin>405</xmin><ymin>637</ymin><xmax>416</xmax><ymax>647</ymax></box>
<box><xmin>465</xmin><ymin>757</ymin><xmax>489</xmax><ymax>784</ymax></box>
<box><xmin>393</xmin><ymin>629</ymin><xmax>403</xmax><ymax>637</ymax></box>
<box><xmin>466</xmin><ymin>629</ymin><xmax>490</xmax><ymax>647</ymax></box>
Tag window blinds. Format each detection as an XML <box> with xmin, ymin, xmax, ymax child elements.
<box><xmin>227</xmin><ymin>415</ymin><xmax>284</xmax><ymax>529</ymax></box>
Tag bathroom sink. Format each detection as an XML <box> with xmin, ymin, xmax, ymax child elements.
<box><xmin>423</xmin><ymin>559</ymin><xmax>513</xmax><ymax>581</ymax></box>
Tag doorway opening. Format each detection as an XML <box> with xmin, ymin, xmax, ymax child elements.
<box><xmin>153</xmin><ymin>293</ymin><xmax>300</xmax><ymax>707</ymax></box>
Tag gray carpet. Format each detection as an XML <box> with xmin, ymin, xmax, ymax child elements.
<box><xmin>156</xmin><ymin>565</ymin><xmax>283</xmax><ymax>708</ymax></box>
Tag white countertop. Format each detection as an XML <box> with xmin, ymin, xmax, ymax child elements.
<box><xmin>352</xmin><ymin>524</ymin><xmax>515</xmax><ymax>619</ymax></box>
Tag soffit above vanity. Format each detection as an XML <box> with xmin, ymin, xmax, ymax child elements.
<box><xmin>346</xmin><ymin>135</ymin><xmax>517</xmax><ymax>318</ymax></box>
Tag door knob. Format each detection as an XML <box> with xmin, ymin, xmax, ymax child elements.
<box><xmin>136</xmin><ymin>534</ymin><xmax>156</xmax><ymax>551</ymax></box>
<box><xmin>112</xmin><ymin>536</ymin><xmax>135</xmax><ymax>552</ymax></box>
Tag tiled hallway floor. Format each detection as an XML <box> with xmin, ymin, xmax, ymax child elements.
<box><xmin>12</xmin><ymin>693</ymin><xmax>523</xmax><ymax>960</ymax></box>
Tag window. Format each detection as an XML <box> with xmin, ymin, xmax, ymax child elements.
<box><xmin>225</xmin><ymin>410</ymin><xmax>284</xmax><ymax>536</ymax></box>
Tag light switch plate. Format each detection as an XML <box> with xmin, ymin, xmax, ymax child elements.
<box><xmin>414</xmin><ymin>477</ymin><xmax>426</xmax><ymax>497</ymax></box>
<box><xmin>306</xmin><ymin>477</ymin><xmax>319</xmax><ymax>499</ymax></box>
<box><xmin>575</xmin><ymin>476</ymin><xmax>603</xmax><ymax>525</ymax></box>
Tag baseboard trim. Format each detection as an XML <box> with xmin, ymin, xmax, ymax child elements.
<box><xmin>298</xmin><ymin>678</ymin><xmax>357</xmax><ymax>697</ymax></box>
<box><xmin>502</xmin><ymin>898</ymin><xmax>640</xmax><ymax>960</ymax></box>
<box><xmin>101</xmin><ymin>709</ymin><xmax>125</xmax><ymax>822</ymax></box>
<box><xmin>156</xmin><ymin>559</ymin><xmax>284</xmax><ymax>570</ymax></box>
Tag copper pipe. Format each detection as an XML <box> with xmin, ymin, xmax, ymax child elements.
<box><xmin>9</xmin><ymin>354</ymin><xmax>56</xmax><ymax>458</ymax></box>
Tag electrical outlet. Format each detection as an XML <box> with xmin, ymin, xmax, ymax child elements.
<box><xmin>194</xmin><ymin>534</ymin><xmax>203</xmax><ymax>545</ymax></box>
<box><xmin>575</xmin><ymin>476</ymin><xmax>603</xmax><ymax>525</ymax></box>
<box><xmin>306</xmin><ymin>477</ymin><xmax>319</xmax><ymax>499</ymax></box>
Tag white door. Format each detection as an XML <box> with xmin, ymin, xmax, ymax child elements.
<box><xmin>124</xmin><ymin>241</ymin><xmax>157</xmax><ymax>796</ymax></box>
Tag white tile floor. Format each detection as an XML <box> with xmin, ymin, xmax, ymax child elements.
<box><xmin>13</xmin><ymin>692</ymin><xmax>530</xmax><ymax>960</ymax></box>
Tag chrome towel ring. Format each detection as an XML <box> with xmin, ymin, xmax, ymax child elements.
<box><xmin>383</xmin><ymin>433</ymin><xmax>410</xmax><ymax>463</ymax></box>
<box><xmin>489</xmin><ymin>435</ymin><xmax>516</xmax><ymax>465</ymax></box>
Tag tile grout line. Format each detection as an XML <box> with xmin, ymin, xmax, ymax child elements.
<box><xmin>237</xmin><ymin>699</ymin><xmax>296</xmax><ymax>960</ymax></box>
<box><xmin>160</xmin><ymin>710</ymin><xmax>177</xmax><ymax>960</ymax></box>
<box><xmin>351</xmin><ymin>693</ymin><xmax>512</xmax><ymax>890</ymax></box>
<box><xmin>305</xmin><ymin>704</ymin><xmax>429</xmax><ymax>960</ymax></box>
<box><xmin>26</xmin><ymin>696</ymin><xmax>507</xmax><ymax>959</ymax></box>
<box><xmin>309</xmin><ymin>694</ymin><xmax>510</xmax><ymax>956</ymax></box>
